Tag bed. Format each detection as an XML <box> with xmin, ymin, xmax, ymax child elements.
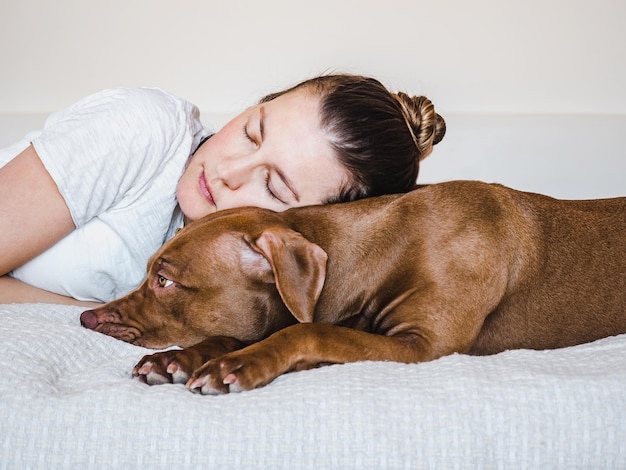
<box><xmin>1</xmin><ymin>113</ymin><xmax>625</xmax><ymax>468</ymax></box>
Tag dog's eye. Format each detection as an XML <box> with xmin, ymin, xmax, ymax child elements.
<box><xmin>157</xmin><ymin>276</ymin><xmax>174</xmax><ymax>288</ymax></box>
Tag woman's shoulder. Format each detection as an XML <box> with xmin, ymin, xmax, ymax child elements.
<box><xmin>40</xmin><ymin>86</ymin><xmax>203</xmax><ymax>161</ymax></box>
<box><xmin>32</xmin><ymin>87</ymin><xmax>202</xmax><ymax>230</ymax></box>
<box><xmin>71</xmin><ymin>87</ymin><xmax>198</xmax><ymax>123</ymax></box>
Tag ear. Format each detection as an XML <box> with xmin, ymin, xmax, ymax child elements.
<box><xmin>239</xmin><ymin>238</ymin><xmax>275</xmax><ymax>284</ymax></box>
<box><xmin>250</xmin><ymin>227</ymin><xmax>327</xmax><ymax>323</ymax></box>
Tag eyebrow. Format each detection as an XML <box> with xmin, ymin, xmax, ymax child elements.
<box><xmin>260</xmin><ymin>105</ymin><xmax>301</xmax><ymax>203</ymax></box>
<box><xmin>259</xmin><ymin>105</ymin><xmax>266</xmax><ymax>140</ymax></box>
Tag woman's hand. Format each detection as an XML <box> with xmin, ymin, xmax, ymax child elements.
<box><xmin>0</xmin><ymin>144</ymin><xmax>75</xmax><ymax>276</ymax></box>
<box><xmin>0</xmin><ymin>275</ymin><xmax>102</xmax><ymax>307</ymax></box>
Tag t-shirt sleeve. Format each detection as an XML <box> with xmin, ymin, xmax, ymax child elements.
<box><xmin>32</xmin><ymin>87</ymin><xmax>204</xmax><ymax>228</ymax></box>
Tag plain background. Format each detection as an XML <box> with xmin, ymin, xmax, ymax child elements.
<box><xmin>1</xmin><ymin>0</ymin><xmax>625</xmax><ymax>116</ymax></box>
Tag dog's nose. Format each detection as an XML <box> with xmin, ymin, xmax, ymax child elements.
<box><xmin>80</xmin><ymin>310</ymin><xmax>99</xmax><ymax>330</ymax></box>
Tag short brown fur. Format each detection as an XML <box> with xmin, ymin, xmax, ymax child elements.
<box><xmin>80</xmin><ymin>181</ymin><xmax>626</xmax><ymax>394</ymax></box>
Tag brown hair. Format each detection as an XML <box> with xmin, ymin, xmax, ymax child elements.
<box><xmin>261</xmin><ymin>74</ymin><xmax>446</xmax><ymax>202</ymax></box>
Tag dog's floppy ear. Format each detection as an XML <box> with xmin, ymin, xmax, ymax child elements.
<box><xmin>248</xmin><ymin>227</ymin><xmax>327</xmax><ymax>323</ymax></box>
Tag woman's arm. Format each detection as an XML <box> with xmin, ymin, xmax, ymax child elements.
<box><xmin>0</xmin><ymin>275</ymin><xmax>102</xmax><ymax>307</ymax></box>
<box><xmin>0</xmin><ymin>144</ymin><xmax>90</xmax><ymax>305</ymax></box>
<box><xmin>0</xmin><ymin>144</ymin><xmax>75</xmax><ymax>276</ymax></box>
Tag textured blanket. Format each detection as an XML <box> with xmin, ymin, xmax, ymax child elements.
<box><xmin>1</xmin><ymin>303</ymin><xmax>625</xmax><ymax>469</ymax></box>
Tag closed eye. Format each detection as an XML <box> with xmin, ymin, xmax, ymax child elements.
<box><xmin>264</xmin><ymin>172</ymin><xmax>282</xmax><ymax>202</ymax></box>
<box><xmin>243</xmin><ymin>124</ymin><xmax>256</xmax><ymax>145</ymax></box>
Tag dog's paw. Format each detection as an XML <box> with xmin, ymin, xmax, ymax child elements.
<box><xmin>132</xmin><ymin>349</ymin><xmax>203</xmax><ymax>386</ymax></box>
<box><xmin>186</xmin><ymin>352</ymin><xmax>277</xmax><ymax>395</ymax></box>
<box><xmin>133</xmin><ymin>359</ymin><xmax>191</xmax><ymax>385</ymax></box>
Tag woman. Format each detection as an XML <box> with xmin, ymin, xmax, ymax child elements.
<box><xmin>0</xmin><ymin>74</ymin><xmax>446</xmax><ymax>306</ymax></box>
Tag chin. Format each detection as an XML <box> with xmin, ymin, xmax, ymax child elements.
<box><xmin>176</xmin><ymin>191</ymin><xmax>205</xmax><ymax>223</ymax></box>
<box><xmin>183</xmin><ymin>203</ymin><xmax>216</xmax><ymax>223</ymax></box>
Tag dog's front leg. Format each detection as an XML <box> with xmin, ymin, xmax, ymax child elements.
<box><xmin>186</xmin><ymin>323</ymin><xmax>436</xmax><ymax>394</ymax></box>
<box><xmin>133</xmin><ymin>336</ymin><xmax>245</xmax><ymax>386</ymax></box>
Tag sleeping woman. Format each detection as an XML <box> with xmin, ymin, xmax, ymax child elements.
<box><xmin>0</xmin><ymin>74</ymin><xmax>446</xmax><ymax>306</ymax></box>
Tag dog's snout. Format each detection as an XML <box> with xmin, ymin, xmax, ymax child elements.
<box><xmin>80</xmin><ymin>310</ymin><xmax>99</xmax><ymax>330</ymax></box>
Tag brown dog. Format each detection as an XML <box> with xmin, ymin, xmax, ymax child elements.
<box><xmin>80</xmin><ymin>180</ymin><xmax>626</xmax><ymax>394</ymax></box>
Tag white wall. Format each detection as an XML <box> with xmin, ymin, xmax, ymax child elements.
<box><xmin>1</xmin><ymin>0</ymin><xmax>625</xmax><ymax>116</ymax></box>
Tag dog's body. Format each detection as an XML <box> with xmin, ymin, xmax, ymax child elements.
<box><xmin>81</xmin><ymin>181</ymin><xmax>626</xmax><ymax>394</ymax></box>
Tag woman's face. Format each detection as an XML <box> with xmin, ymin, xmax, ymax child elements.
<box><xmin>176</xmin><ymin>89</ymin><xmax>350</xmax><ymax>221</ymax></box>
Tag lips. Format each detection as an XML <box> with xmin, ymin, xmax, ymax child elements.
<box><xmin>198</xmin><ymin>172</ymin><xmax>215</xmax><ymax>206</ymax></box>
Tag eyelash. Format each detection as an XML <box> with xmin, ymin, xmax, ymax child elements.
<box><xmin>264</xmin><ymin>173</ymin><xmax>279</xmax><ymax>201</ymax></box>
<box><xmin>243</xmin><ymin>124</ymin><xmax>256</xmax><ymax>145</ymax></box>
<box><xmin>244</xmin><ymin>122</ymin><xmax>282</xmax><ymax>203</ymax></box>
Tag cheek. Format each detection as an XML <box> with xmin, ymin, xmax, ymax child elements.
<box><xmin>183</xmin><ymin>120</ymin><xmax>240</xmax><ymax>184</ymax></box>
<box><xmin>175</xmin><ymin>168</ymin><xmax>195</xmax><ymax>212</ymax></box>
<box><xmin>208</xmin><ymin>116</ymin><xmax>243</xmax><ymax>149</ymax></box>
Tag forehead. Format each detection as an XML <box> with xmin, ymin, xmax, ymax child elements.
<box><xmin>262</xmin><ymin>90</ymin><xmax>350</xmax><ymax>205</ymax></box>
<box><xmin>155</xmin><ymin>208</ymin><xmax>274</xmax><ymax>262</ymax></box>
<box><xmin>152</xmin><ymin>230</ymin><xmax>242</xmax><ymax>280</ymax></box>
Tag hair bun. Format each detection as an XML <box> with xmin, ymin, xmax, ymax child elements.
<box><xmin>393</xmin><ymin>92</ymin><xmax>446</xmax><ymax>161</ymax></box>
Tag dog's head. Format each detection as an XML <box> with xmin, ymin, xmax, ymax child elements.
<box><xmin>80</xmin><ymin>208</ymin><xmax>328</xmax><ymax>349</ymax></box>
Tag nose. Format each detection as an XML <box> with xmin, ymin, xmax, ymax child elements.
<box><xmin>216</xmin><ymin>154</ymin><xmax>257</xmax><ymax>190</ymax></box>
<box><xmin>80</xmin><ymin>309</ymin><xmax>100</xmax><ymax>330</ymax></box>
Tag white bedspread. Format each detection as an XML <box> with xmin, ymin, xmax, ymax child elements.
<box><xmin>1</xmin><ymin>302</ymin><xmax>624</xmax><ymax>469</ymax></box>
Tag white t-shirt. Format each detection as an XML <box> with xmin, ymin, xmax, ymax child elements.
<box><xmin>0</xmin><ymin>87</ymin><xmax>209</xmax><ymax>302</ymax></box>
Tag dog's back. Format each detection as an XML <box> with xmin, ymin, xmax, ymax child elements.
<box><xmin>281</xmin><ymin>181</ymin><xmax>626</xmax><ymax>354</ymax></box>
<box><xmin>471</xmin><ymin>188</ymin><xmax>626</xmax><ymax>353</ymax></box>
